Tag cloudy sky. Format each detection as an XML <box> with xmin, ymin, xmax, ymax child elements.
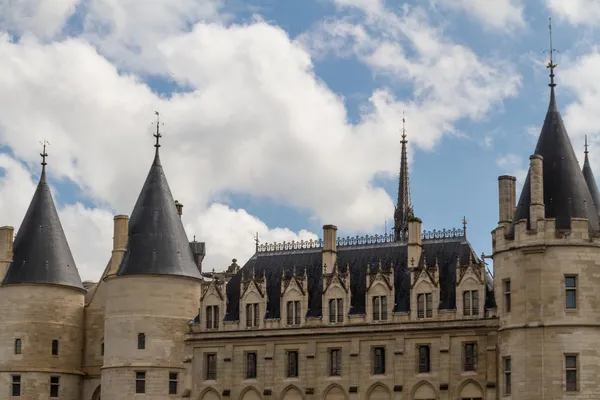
<box><xmin>0</xmin><ymin>0</ymin><xmax>599</xmax><ymax>281</ymax></box>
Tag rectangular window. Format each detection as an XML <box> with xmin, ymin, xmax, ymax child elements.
<box><xmin>11</xmin><ymin>375</ymin><xmax>21</xmax><ymax>397</ymax></box>
<box><xmin>51</xmin><ymin>340</ymin><xmax>59</xmax><ymax>356</ymax></box>
<box><xmin>329</xmin><ymin>349</ymin><xmax>341</xmax><ymax>376</ymax></box>
<box><xmin>169</xmin><ymin>372</ymin><xmax>178</xmax><ymax>395</ymax></box>
<box><xmin>101</xmin><ymin>341</ymin><xmax>104</xmax><ymax>356</ymax></box>
<box><xmin>504</xmin><ymin>357</ymin><xmax>511</xmax><ymax>395</ymax></box>
<box><xmin>137</xmin><ymin>333</ymin><xmax>145</xmax><ymax>350</ymax></box>
<box><xmin>565</xmin><ymin>275</ymin><xmax>577</xmax><ymax>309</ymax></box>
<box><xmin>565</xmin><ymin>354</ymin><xmax>578</xmax><ymax>392</ymax></box>
<box><xmin>246</xmin><ymin>303</ymin><xmax>252</xmax><ymax>327</ymax></box>
<box><xmin>246</xmin><ymin>352</ymin><xmax>257</xmax><ymax>379</ymax></box>
<box><xmin>206</xmin><ymin>354</ymin><xmax>217</xmax><ymax>380</ymax></box>
<box><xmin>286</xmin><ymin>351</ymin><xmax>299</xmax><ymax>377</ymax></box>
<box><xmin>206</xmin><ymin>305</ymin><xmax>219</xmax><ymax>329</ymax></box>
<box><xmin>286</xmin><ymin>301</ymin><xmax>301</xmax><ymax>326</ymax></box>
<box><xmin>373</xmin><ymin>347</ymin><xmax>385</xmax><ymax>375</ymax></box>
<box><xmin>418</xmin><ymin>345</ymin><xmax>431</xmax><ymax>373</ymax></box>
<box><xmin>328</xmin><ymin>298</ymin><xmax>344</xmax><ymax>323</ymax></box>
<box><xmin>417</xmin><ymin>293</ymin><xmax>433</xmax><ymax>318</ymax></box>
<box><xmin>50</xmin><ymin>376</ymin><xmax>59</xmax><ymax>398</ymax></box>
<box><xmin>463</xmin><ymin>343</ymin><xmax>477</xmax><ymax>371</ymax></box>
<box><xmin>253</xmin><ymin>303</ymin><xmax>259</xmax><ymax>327</ymax></box>
<box><xmin>463</xmin><ymin>291</ymin><xmax>479</xmax><ymax>316</ymax></box>
<box><xmin>245</xmin><ymin>303</ymin><xmax>260</xmax><ymax>328</ymax></box>
<box><xmin>14</xmin><ymin>339</ymin><xmax>21</xmax><ymax>355</ymax></box>
<box><xmin>294</xmin><ymin>301</ymin><xmax>301</xmax><ymax>325</ymax></box>
<box><xmin>135</xmin><ymin>371</ymin><xmax>146</xmax><ymax>394</ymax></box>
<box><xmin>206</xmin><ymin>306</ymin><xmax>213</xmax><ymax>329</ymax></box>
<box><xmin>504</xmin><ymin>279</ymin><xmax>511</xmax><ymax>313</ymax></box>
<box><xmin>372</xmin><ymin>296</ymin><xmax>388</xmax><ymax>321</ymax></box>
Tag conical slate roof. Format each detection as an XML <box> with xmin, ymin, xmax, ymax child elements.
<box><xmin>116</xmin><ymin>148</ymin><xmax>201</xmax><ymax>279</ymax></box>
<box><xmin>511</xmin><ymin>88</ymin><xmax>600</xmax><ymax>233</ymax></box>
<box><xmin>3</xmin><ymin>164</ymin><xmax>83</xmax><ymax>290</ymax></box>
<box><xmin>582</xmin><ymin>143</ymin><xmax>600</xmax><ymax>217</ymax></box>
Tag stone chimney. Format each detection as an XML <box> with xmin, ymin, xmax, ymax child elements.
<box><xmin>0</xmin><ymin>226</ymin><xmax>14</xmax><ymax>282</ymax></box>
<box><xmin>107</xmin><ymin>215</ymin><xmax>129</xmax><ymax>276</ymax></box>
<box><xmin>529</xmin><ymin>155</ymin><xmax>545</xmax><ymax>227</ymax></box>
<box><xmin>322</xmin><ymin>225</ymin><xmax>337</xmax><ymax>274</ymax></box>
<box><xmin>498</xmin><ymin>175</ymin><xmax>516</xmax><ymax>225</ymax></box>
<box><xmin>407</xmin><ymin>217</ymin><xmax>422</xmax><ymax>269</ymax></box>
<box><xmin>175</xmin><ymin>200</ymin><xmax>183</xmax><ymax>217</ymax></box>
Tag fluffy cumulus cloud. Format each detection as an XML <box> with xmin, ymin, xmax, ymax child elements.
<box><xmin>0</xmin><ymin>0</ymin><xmax>520</xmax><ymax>281</ymax></box>
<box><xmin>545</xmin><ymin>0</ymin><xmax>600</xmax><ymax>26</ymax></box>
<box><xmin>431</xmin><ymin>0</ymin><xmax>525</xmax><ymax>31</ymax></box>
<box><xmin>0</xmin><ymin>0</ymin><xmax>78</xmax><ymax>38</ymax></box>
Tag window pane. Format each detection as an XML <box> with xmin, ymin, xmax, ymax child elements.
<box><xmin>472</xmin><ymin>290</ymin><xmax>479</xmax><ymax>315</ymax></box>
<box><xmin>12</xmin><ymin>375</ymin><xmax>21</xmax><ymax>397</ymax></box>
<box><xmin>247</xmin><ymin>353</ymin><xmax>257</xmax><ymax>379</ymax></box>
<box><xmin>418</xmin><ymin>346</ymin><xmax>430</xmax><ymax>373</ymax></box>
<box><xmin>329</xmin><ymin>299</ymin><xmax>335</xmax><ymax>323</ymax></box>
<box><xmin>417</xmin><ymin>294</ymin><xmax>424</xmax><ymax>318</ymax></box>
<box><xmin>463</xmin><ymin>291</ymin><xmax>471</xmax><ymax>316</ymax></box>
<box><xmin>373</xmin><ymin>296</ymin><xmax>380</xmax><ymax>321</ymax></box>
<box><xmin>287</xmin><ymin>302</ymin><xmax>294</xmax><ymax>325</ymax></box>
<box><xmin>566</xmin><ymin>370</ymin><xmax>577</xmax><ymax>391</ymax></box>
<box><xmin>337</xmin><ymin>299</ymin><xmax>343</xmax><ymax>322</ymax></box>
<box><xmin>566</xmin><ymin>276</ymin><xmax>576</xmax><ymax>287</ymax></box>
<box><xmin>137</xmin><ymin>334</ymin><xmax>145</xmax><ymax>350</ymax></box>
<box><xmin>253</xmin><ymin>304</ymin><xmax>259</xmax><ymax>327</ymax></box>
<box><xmin>135</xmin><ymin>372</ymin><xmax>145</xmax><ymax>394</ymax></box>
<box><xmin>566</xmin><ymin>355</ymin><xmax>577</xmax><ymax>369</ymax></box>
<box><xmin>206</xmin><ymin>306</ymin><xmax>212</xmax><ymax>329</ymax></box>
<box><xmin>246</xmin><ymin>304</ymin><xmax>252</xmax><ymax>327</ymax></box>
<box><xmin>294</xmin><ymin>301</ymin><xmax>301</xmax><ymax>325</ymax></box>
<box><xmin>426</xmin><ymin>293</ymin><xmax>432</xmax><ymax>318</ymax></box>
<box><xmin>169</xmin><ymin>372</ymin><xmax>178</xmax><ymax>395</ymax></box>
<box><xmin>15</xmin><ymin>339</ymin><xmax>21</xmax><ymax>354</ymax></box>
<box><xmin>381</xmin><ymin>297</ymin><xmax>388</xmax><ymax>320</ymax></box>
<box><xmin>214</xmin><ymin>306</ymin><xmax>219</xmax><ymax>329</ymax></box>
<box><xmin>52</xmin><ymin>340</ymin><xmax>59</xmax><ymax>355</ymax></box>
<box><xmin>566</xmin><ymin>290</ymin><xmax>577</xmax><ymax>309</ymax></box>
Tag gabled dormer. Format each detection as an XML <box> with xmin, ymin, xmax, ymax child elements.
<box><xmin>365</xmin><ymin>261</ymin><xmax>394</xmax><ymax>323</ymax></box>
<box><xmin>410</xmin><ymin>253</ymin><xmax>439</xmax><ymax>321</ymax></box>
<box><xmin>322</xmin><ymin>262</ymin><xmax>351</xmax><ymax>324</ymax></box>
<box><xmin>200</xmin><ymin>276</ymin><xmax>226</xmax><ymax>331</ymax></box>
<box><xmin>456</xmin><ymin>252</ymin><xmax>485</xmax><ymax>318</ymax></box>
<box><xmin>280</xmin><ymin>265</ymin><xmax>308</xmax><ymax>327</ymax></box>
<box><xmin>240</xmin><ymin>267</ymin><xmax>266</xmax><ymax>329</ymax></box>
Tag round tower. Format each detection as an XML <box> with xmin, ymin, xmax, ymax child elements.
<box><xmin>0</xmin><ymin>151</ymin><xmax>85</xmax><ymax>400</ymax></box>
<box><xmin>102</xmin><ymin>121</ymin><xmax>202</xmax><ymax>399</ymax></box>
<box><xmin>492</xmin><ymin>67</ymin><xmax>600</xmax><ymax>396</ymax></box>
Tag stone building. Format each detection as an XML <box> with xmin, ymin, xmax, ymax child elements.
<box><xmin>0</xmin><ymin>61</ymin><xmax>598</xmax><ymax>400</ymax></box>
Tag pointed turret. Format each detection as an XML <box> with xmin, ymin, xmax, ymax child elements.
<box><xmin>510</xmin><ymin>27</ymin><xmax>599</xmax><ymax>233</ymax></box>
<box><xmin>116</xmin><ymin>113</ymin><xmax>201</xmax><ymax>278</ymax></box>
<box><xmin>394</xmin><ymin>113</ymin><xmax>414</xmax><ymax>241</ymax></box>
<box><xmin>582</xmin><ymin>135</ymin><xmax>600</xmax><ymax>216</ymax></box>
<box><xmin>3</xmin><ymin>142</ymin><xmax>83</xmax><ymax>290</ymax></box>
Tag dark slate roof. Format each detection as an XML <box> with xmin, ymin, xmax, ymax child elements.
<box><xmin>582</xmin><ymin>151</ymin><xmax>600</xmax><ymax>216</ymax></box>
<box><xmin>116</xmin><ymin>149</ymin><xmax>201</xmax><ymax>279</ymax></box>
<box><xmin>3</xmin><ymin>167</ymin><xmax>83</xmax><ymax>290</ymax></box>
<box><xmin>510</xmin><ymin>88</ymin><xmax>600</xmax><ymax>234</ymax></box>
<box><xmin>223</xmin><ymin>238</ymin><xmax>489</xmax><ymax>321</ymax></box>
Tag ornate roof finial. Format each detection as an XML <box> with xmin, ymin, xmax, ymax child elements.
<box><xmin>462</xmin><ymin>216</ymin><xmax>468</xmax><ymax>237</ymax></box>
<box><xmin>546</xmin><ymin>17</ymin><xmax>558</xmax><ymax>88</ymax></box>
<box><xmin>153</xmin><ymin>111</ymin><xmax>163</xmax><ymax>149</ymax></box>
<box><xmin>394</xmin><ymin>111</ymin><xmax>413</xmax><ymax>241</ymax></box>
<box><xmin>585</xmin><ymin>135</ymin><xmax>589</xmax><ymax>155</ymax></box>
<box><xmin>254</xmin><ymin>232</ymin><xmax>260</xmax><ymax>252</ymax></box>
<box><xmin>39</xmin><ymin>140</ymin><xmax>49</xmax><ymax>181</ymax></box>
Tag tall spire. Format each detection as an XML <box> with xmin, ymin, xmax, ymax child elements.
<box><xmin>3</xmin><ymin>144</ymin><xmax>83</xmax><ymax>290</ymax></box>
<box><xmin>582</xmin><ymin>135</ymin><xmax>600</xmax><ymax>216</ymax></box>
<box><xmin>394</xmin><ymin>112</ymin><xmax>414</xmax><ymax>241</ymax></box>
<box><xmin>547</xmin><ymin>17</ymin><xmax>557</xmax><ymax>89</ymax></box>
<box><xmin>116</xmin><ymin>113</ymin><xmax>201</xmax><ymax>279</ymax></box>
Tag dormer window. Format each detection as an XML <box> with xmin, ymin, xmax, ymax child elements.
<box><xmin>206</xmin><ymin>305</ymin><xmax>219</xmax><ymax>329</ymax></box>
<box><xmin>328</xmin><ymin>298</ymin><xmax>343</xmax><ymax>323</ymax></box>
<box><xmin>246</xmin><ymin>303</ymin><xmax>260</xmax><ymax>328</ymax></box>
<box><xmin>286</xmin><ymin>301</ymin><xmax>301</xmax><ymax>326</ymax></box>
<box><xmin>417</xmin><ymin>293</ymin><xmax>433</xmax><ymax>318</ymax></box>
<box><xmin>463</xmin><ymin>290</ymin><xmax>479</xmax><ymax>316</ymax></box>
<box><xmin>372</xmin><ymin>296</ymin><xmax>388</xmax><ymax>321</ymax></box>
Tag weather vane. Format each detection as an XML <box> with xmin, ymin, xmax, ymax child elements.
<box><xmin>153</xmin><ymin>111</ymin><xmax>164</xmax><ymax>148</ymax></box>
<box><xmin>40</xmin><ymin>140</ymin><xmax>49</xmax><ymax>166</ymax></box>
<box><xmin>546</xmin><ymin>17</ymin><xmax>558</xmax><ymax>88</ymax></box>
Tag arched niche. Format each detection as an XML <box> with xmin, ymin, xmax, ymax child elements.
<box><xmin>281</xmin><ymin>385</ymin><xmax>303</xmax><ymax>400</ymax></box>
<box><xmin>457</xmin><ymin>380</ymin><xmax>483</xmax><ymax>399</ymax></box>
<box><xmin>323</xmin><ymin>384</ymin><xmax>346</xmax><ymax>400</ymax></box>
<box><xmin>367</xmin><ymin>383</ymin><xmax>390</xmax><ymax>400</ymax></box>
<box><xmin>240</xmin><ymin>387</ymin><xmax>262</xmax><ymax>400</ymax></box>
<box><xmin>91</xmin><ymin>385</ymin><xmax>101</xmax><ymax>400</ymax></box>
<box><xmin>412</xmin><ymin>381</ymin><xmax>437</xmax><ymax>400</ymax></box>
<box><xmin>199</xmin><ymin>388</ymin><xmax>221</xmax><ymax>400</ymax></box>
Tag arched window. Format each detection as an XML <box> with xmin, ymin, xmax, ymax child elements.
<box><xmin>14</xmin><ymin>339</ymin><xmax>21</xmax><ymax>355</ymax></box>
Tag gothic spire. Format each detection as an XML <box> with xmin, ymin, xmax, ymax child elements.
<box><xmin>394</xmin><ymin>112</ymin><xmax>413</xmax><ymax>241</ymax></box>
<box><xmin>582</xmin><ymin>135</ymin><xmax>600</xmax><ymax>216</ymax></box>
<box><xmin>3</xmin><ymin>143</ymin><xmax>83</xmax><ymax>290</ymax></box>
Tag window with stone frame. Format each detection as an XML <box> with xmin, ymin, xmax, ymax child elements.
<box><xmin>286</xmin><ymin>300</ymin><xmax>301</xmax><ymax>326</ymax></box>
<box><xmin>565</xmin><ymin>354</ymin><xmax>578</xmax><ymax>392</ymax></box>
<box><xmin>417</xmin><ymin>293</ymin><xmax>433</xmax><ymax>318</ymax></box>
<box><xmin>463</xmin><ymin>290</ymin><xmax>479</xmax><ymax>317</ymax></box>
<box><xmin>135</xmin><ymin>371</ymin><xmax>146</xmax><ymax>393</ymax></box>
<box><xmin>14</xmin><ymin>338</ymin><xmax>21</xmax><ymax>355</ymax></box>
<box><xmin>372</xmin><ymin>347</ymin><xmax>385</xmax><ymax>375</ymax></box>
<box><xmin>137</xmin><ymin>333</ymin><xmax>145</xmax><ymax>350</ymax></box>
<box><xmin>417</xmin><ymin>345</ymin><xmax>431</xmax><ymax>373</ymax></box>
<box><xmin>286</xmin><ymin>350</ymin><xmax>299</xmax><ymax>378</ymax></box>
<box><xmin>328</xmin><ymin>298</ymin><xmax>344</xmax><ymax>323</ymax></box>
<box><xmin>463</xmin><ymin>342</ymin><xmax>477</xmax><ymax>371</ymax></box>
<box><xmin>503</xmin><ymin>279</ymin><xmax>511</xmax><ymax>313</ymax></box>
<box><xmin>372</xmin><ymin>295</ymin><xmax>388</xmax><ymax>321</ymax></box>
<box><xmin>329</xmin><ymin>349</ymin><xmax>342</xmax><ymax>376</ymax></box>
<box><xmin>169</xmin><ymin>372</ymin><xmax>178</xmax><ymax>395</ymax></box>
<box><xmin>246</xmin><ymin>352</ymin><xmax>257</xmax><ymax>379</ymax></box>
<box><xmin>205</xmin><ymin>354</ymin><xmax>217</xmax><ymax>380</ymax></box>
<box><xmin>51</xmin><ymin>340</ymin><xmax>59</xmax><ymax>356</ymax></box>
<box><xmin>245</xmin><ymin>303</ymin><xmax>260</xmax><ymax>328</ymax></box>
<box><xmin>11</xmin><ymin>375</ymin><xmax>21</xmax><ymax>396</ymax></box>
<box><xmin>205</xmin><ymin>305</ymin><xmax>219</xmax><ymax>329</ymax></box>
<box><xmin>503</xmin><ymin>357</ymin><xmax>511</xmax><ymax>395</ymax></box>
<box><xmin>50</xmin><ymin>376</ymin><xmax>60</xmax><ymax>398</ymax></box>
<box><xmin>565</xmin><ymin>275</ymin><xmax>577</xmax><ymax>310</ymax></box>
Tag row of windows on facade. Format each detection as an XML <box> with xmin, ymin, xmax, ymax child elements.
<box><xmin>204</xmin><ymin>290</ymin><xmax>480</xmax><ymax>330</ymax></box>
<box><xmin>201</xmin><ymin>343</ymin><xmax>478</xmax><ymax>381</ymax></box>
<box><xmin>13</xmin><ymin>339</ymin><xmax>59</xmax><ymax>356</ymax></box>
<box><xmin>501</xmin><ymin>354</ymin><xmax>578</xmax><ymax>394</ymax></box>
<box><xmin>502</xmin><ymin>275</ymin><xmax>578</xmax><ymax>313</ymax></box>
<box><xmin>10</xmin><ymin>376</ymin><xmax>59</xmax><ymax>397</ymax></box>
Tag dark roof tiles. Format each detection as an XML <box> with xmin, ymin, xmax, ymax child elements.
<box><xmin>582</xmin><ymin>150</ymin><xmax>600</xmax><ymax>216</ymax></box>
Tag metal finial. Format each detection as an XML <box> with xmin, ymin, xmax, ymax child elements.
<box><xmin>153</xmin><ymin>111</ymin><xmax>163</xmax><ymax>148</ymax></box>
<box><xmin>401</xmin><ymin>110</ymin><xmax>407</xmax><ymax>142</ymax></box>
<box><xmin>462</xmin><ymin>216</ymin><xmax>468</xmax><ymax>236</ymax></box>
<box><xmin>254</xmin><ymin>232</ymin><xmax>260</xmax><ymax>252</ymax></box>
<box><xmin>585</xmin><ymin>135</ymin><xmax>589</xmax><ymax>155</ymax></box>
<box><xmin>546</xmin><ymin>17</ymin><xmax>558</xmax><ymax>88</ymax></box>
<box><xmin>40</xmin><ymin>140</ymin><xmax>49</xmax><ymax>166</ymax></box>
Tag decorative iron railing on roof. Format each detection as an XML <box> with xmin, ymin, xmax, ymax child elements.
<box><xmin>256</xmin><ymin>227</ymin><xmax>466</xmax><ymax>253</ymax></box>
<box><xmin>421</xmin><ymin>227</ymin><xmax>465</xmax><ymax>240</ymax></box>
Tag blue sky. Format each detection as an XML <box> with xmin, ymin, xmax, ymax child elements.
<box><xmin>1</xmin><ymin>0</ymin><xmax>600</xmax><ymax>280</ymax></box>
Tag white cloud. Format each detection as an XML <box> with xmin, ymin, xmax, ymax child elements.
<box><xmin>431</xmin><ymin>0</ymin><xmax>525</xmax><ymax>31</ymax></box>
<box><xmin>0</xmin><ymin>0</ymin><xmax>79</xmax><ymax>38</ymax></box>
<box><xmin>546</xmin><ymin>0</ymin><xmax>600</xmax><ymax>26</ymax></box>
<box><xmin>496</xmin><ymin>153</ymin><xmax>527</xmax><ymax>186</ymax></box>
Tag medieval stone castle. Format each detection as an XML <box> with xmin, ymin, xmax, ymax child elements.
<box><xmin>0</xmin><ymin>53</ymin><xmax>598</xmax><ymax>400</ymax></box>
